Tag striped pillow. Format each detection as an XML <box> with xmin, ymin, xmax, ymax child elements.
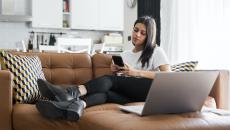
<box><xmin>0</xmin><ymin>51</ymin><xmax>45</xmax><ymax>103</ymax></box>
<box><xmin>171</xmin><ymin>61</ymin><xmax>198</xmax><ymax>72</ymax></box>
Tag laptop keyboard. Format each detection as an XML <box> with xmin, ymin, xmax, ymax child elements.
<box><xmin>119</xmin><ymin>105</ymin><xmax>144</xmax><ymax>114</ymax></box>
<box><xmin>127</xmin><ymin>105</ymin><xmax>144</xmax><ymax>111</ymax></box>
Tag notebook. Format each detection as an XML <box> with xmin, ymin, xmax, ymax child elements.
<box><xmin>119</xmin><ymin>71</ymin><xmax>219</xmax><ymax>116</ymax></box>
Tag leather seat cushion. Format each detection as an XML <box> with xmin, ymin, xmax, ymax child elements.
<box><xmin>13</xmin><ymin>101</ymin><xmax>230</xmax><ymax>130</ymax></box>
<box><xmin>79</xmin><ymin>98</ymin><xmax>224</xmax><ymax>130</ymax></box>
<box><xmin>85</xmin><ymin>103</ymin><xmax>121</xmax><ymax>112</ymax></box>
<box><xmin>13</xmin><ymin>104</ymin><xmax>80</xmax><ymax>130</ymax></box>
<box><xmin>79</xmin><ymin>109</ymin><xmax>230</xmax><ymax>130</ymax></box>
<box><xmin>13</xmin><ymin>103</ymin><xmax>120</xmax><ymax>130</ymax></box>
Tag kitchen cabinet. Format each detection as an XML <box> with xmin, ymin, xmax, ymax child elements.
<box><xmin>0</xmin><ymin>0</ymin><xmax>32</xmax><ymax>22</ymax></box>
<box><xmin>62</xmin><ymin>0</ymin><xmax>71</xmax><ymax>28</ymax></box>
<box><xmin>32</xmin><ymin>0</ymin><xmax>124</xmax><ymax>31</ymax></box>
<box><xmin>32</xmin><ymin>0</ymin><xmax>62</xmax><ymax>28</ymax></box>
<box><xmin>71</xmin><ymin>0</ymin><xmax>124</xmax><ymax>31</ymax></box>
<box><xmin>98</xmin><ymin>0</ymin><xmax>124</xmax><ymax>31</ymax></box>
<box><xmin>70</xmin><ymin>0</ymin><xmax>99</xmax><ymax>30</ymax></box>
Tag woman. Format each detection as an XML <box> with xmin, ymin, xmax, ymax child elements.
<box><xmin>36</xmin><ymin>16</ymin><xmax>171</xmax><ymax>121</ymax></box>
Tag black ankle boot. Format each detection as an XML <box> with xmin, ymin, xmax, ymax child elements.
<box><xmin>37</xmin><ymin>79</ymin><xmax>81</xmax><ymax>101</ymax></box>
<box><xmin>36</xmin><ymin>99</ymin><xmax>84</xmax><ymax>121</ymax></box>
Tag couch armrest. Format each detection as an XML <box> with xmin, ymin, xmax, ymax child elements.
<box><xmin>209</xmin><ymin>70</ymin><xmax>230</xmax><ymax>110</ymax></box>
<box><xmin>0</xmin><ymin>70</ymin><xmax>13</xmax><ymax>130</ymax></box>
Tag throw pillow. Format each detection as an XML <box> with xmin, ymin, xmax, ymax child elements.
<box><xmin>171</xmin><ymin>61</ymin><xmax>198</xmax><ymax>72</ymax></box>
<box><xmin>0</xmin><ymin>51</ymin><xmax>46</xmax><ymax>103</ymax></box>
<box><xmin>0</xmin><ymin>54</ymin><xmax>6</xmax><ymax>70</ymax></box>
<box><xmin>0</xmin><ymin>50</ymin><xmax>4</xmax><ymax>70</ymax></box>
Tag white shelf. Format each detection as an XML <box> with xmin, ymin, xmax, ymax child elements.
<box><xmin>62</xmin><ymin>27</ymin><xmax>71</xmax><ymax>30</ymax></box>
<box><xmin>63</xmin><ymin>12</ymin><xmax>70</xmax><ymax>15</ymax></box>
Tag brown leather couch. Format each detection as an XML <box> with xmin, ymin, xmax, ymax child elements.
<box><xmin>1</xmin><ymin>52</ymin><xmax>230</xmax><ymax>130</ymax></box>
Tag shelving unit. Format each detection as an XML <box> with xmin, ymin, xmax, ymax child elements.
<box><xmin>31</xmin><ymin>0</ymin><xmax>125</xmax><ymax>53</ymax></box>
<box><xmin>62</xmin><ymin>0</ymin><xmax>70</xmax><ymax>29</ymax></box>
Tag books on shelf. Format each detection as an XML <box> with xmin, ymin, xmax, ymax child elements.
<box><xmin>63</xmin><ymin>0</ymin><xmax>69</xmax><ymax>12</ymax></box>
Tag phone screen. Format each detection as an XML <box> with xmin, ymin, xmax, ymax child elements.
<box><xmin>112</xmin><ymin>55</ymin><xmax>124</xmax><ymax>67</ymax></box>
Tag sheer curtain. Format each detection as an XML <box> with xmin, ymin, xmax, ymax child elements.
<box><xmin>161</xmin><ymin>0</ymin><xmax>230</xmax><ymax>109</ymax></box>
<box><xmin>161</xmin><ymin>0</ymin><xmax>230</xmax><ymax>70</ymax></box>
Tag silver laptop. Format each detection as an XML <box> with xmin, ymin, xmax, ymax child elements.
<box><xmin>119</xmin><ymin>71</ymin><xmax>219</xmax><ymax>116</ymax></box>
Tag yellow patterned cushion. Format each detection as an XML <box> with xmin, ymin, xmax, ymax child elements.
<box><xmin>0</xmin><ymin>55</ymin><xmax>6</xmax><ymax>70</ymax></box>
<box><xmin>0</xmin><ymin>51</ymin><xmax>46</xmax><ymax>103</ymax></box>
<box><xmin>171</xmin><ymin>61</ymin><xmax>198</xmax><ymax>72</ymax></box>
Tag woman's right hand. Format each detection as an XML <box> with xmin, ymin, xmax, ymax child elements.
<box><xmin>110</xmin><ymin>64</ymin><xmax>119</xmax><ymax>73</ymax></box>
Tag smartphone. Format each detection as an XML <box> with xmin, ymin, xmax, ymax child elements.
<box><xmin>112</xmin><ymin>55</ymin><xmax>125</xmax><ymax>67</ymax></box>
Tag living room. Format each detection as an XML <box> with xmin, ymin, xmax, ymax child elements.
<box><xmin>1</xmin><ymin>0</ymin><xmax>230</xmax><ymax>130</ymax></box>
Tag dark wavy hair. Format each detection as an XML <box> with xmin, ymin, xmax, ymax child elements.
<box><xmin>133</xmin><ymin>16</ymin><xmax>157</xmax><ymax>68</ymax></box>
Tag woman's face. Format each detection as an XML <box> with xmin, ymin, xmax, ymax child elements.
<box><xmin>132</xmin><ymin>23</ymin><xmax>147</xmax><ymax>47</ymax></box>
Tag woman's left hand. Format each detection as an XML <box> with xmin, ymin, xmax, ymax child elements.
<box><xmin>118</xmin><ymin>64</ymin><xmax>139</xmax><ymax>77</ymax></box>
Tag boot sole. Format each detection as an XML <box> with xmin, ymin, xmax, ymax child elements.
<box><xmin>36</xmin><ymin>100</ymin><xmax>80</xmax><ymax>121</ymax></box>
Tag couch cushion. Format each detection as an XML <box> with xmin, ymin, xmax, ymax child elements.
<box><xmin>85</xmin><ymin>103</ymin><xmax>121</xmax><ymax>112</ymax></box>
<box><xmin>171</xmin><ymin>61</ymin><xmax>198</xmax><ymax>72</ymax></box>
<box><xmin>10</xmin><ymin>52</ymin><xmax>93</xmax><ymax>85</ymax></box>
<box><xmin>13</xmin><ymin>103</ymin><xmax>120</xmax><ymax>130</ymax></box>
<box><xmin>92</xmin><ymin>53</ymin><xmax>113</xmax><ymax>78</ymax></box>
<box><xmin>0</xmin><ymin>51</ymin><xmax>46</xmax><ymax>103</ymax></box>
<box><xmin>0</xmin><ymin>55</ymin><xmax>6</xmax><ymax>70</ymax></box>
<box><xmin>80</xmin><ymin>108</ymin><xmax>230</xmax><ymax>130</ymax></box>
<box><xmin>80</xmin><ymin>99</ymin><xmax>218</xmax><ymax>130</ymax></box>
<box><xmin>13</xmin><ymin>104</ymin><xmax>80</xmax><ymax>130</ymax></box>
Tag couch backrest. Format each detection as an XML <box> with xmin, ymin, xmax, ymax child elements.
<box><xmin>11</xmin><ymin>52</ymin><xmax>93</xmax><ymax>85</ymax></box>
<box><xmin>92</xmin><ymin>53</ymin><xmax>113</xmax><ymax>78</ymax></box>
<box><xmin>7</xmin><ymin>52</ymin><xmax>230</xmax><ymax>109</ymax></box>
<box><xmin>9</xmin><ymin>52</ymin><xmax>114</xmax><ymax>85</ymax></box>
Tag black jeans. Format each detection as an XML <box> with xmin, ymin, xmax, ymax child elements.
<box><xmin>83</xmin><ymin>75</ymin><xmax>153</xmax><ymax>107</ymax></box>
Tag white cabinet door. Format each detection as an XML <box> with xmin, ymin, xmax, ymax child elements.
<box><xmin>71</xmin><ymin>0</ymin><xmax>99</xmax><ymax>30</ymax></box>
<box><xmin>99</xmin><ymin>0</ymin><xmax>124</xmax><ymax>31</ymax></box>
<box><xmin>32</xmin><ymin>0</ymin><xmax>63</xmax><ymax>28</ymax></box>
<box><xmin>71</xmin><ymin>0</ymin><xmax>124</xmax><ymax>31</ymax></box>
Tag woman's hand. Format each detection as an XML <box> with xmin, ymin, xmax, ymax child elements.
<box><xmin>119</xmin><ymin>64</ymin><xmax>139</xmax><ymax>77</ymax></box>
<box><xmin>110</xmin><ymin>63</ymin><xmax>120</xmax><ymax>73</ymax></box>
<box><xmin>116</xmin><ymin>64</ymin><xmax>171</xmax><ymax>79</ymax></box>
<box><xmin>111</xmin><ymin>63</ymin><xmax>143</xmax><ymax>77</ymax></box>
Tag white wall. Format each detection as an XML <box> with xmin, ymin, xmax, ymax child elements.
<box><xmin>0</xmin><ymin>0</ymin><xmax>31</xmax><ymax>49</ymax></box>
<box><xmin>0</xmin><ymin>22</ymin><xmax>30</xmax><ymax>49</ymax></box>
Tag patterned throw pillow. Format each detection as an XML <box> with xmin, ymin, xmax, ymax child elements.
<box><xmin>0</xmin><ymin>55</ymin><xmax>6</xmax><ymax>70</ymax></box>
<box><xmin>0</xmin><ymin>51</ymin><xmax>46</xmax><ymax>103</ymax></box>
<box><xmin>171</xmin><ymin>61</ymin><xmax>198</xmax><ymax>72</ymax></box>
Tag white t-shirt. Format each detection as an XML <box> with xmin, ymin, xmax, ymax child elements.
<box><xmin>120</xmin><ymin>46</ymin><xmax>169</xmax><ymax>71</ymax></box>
